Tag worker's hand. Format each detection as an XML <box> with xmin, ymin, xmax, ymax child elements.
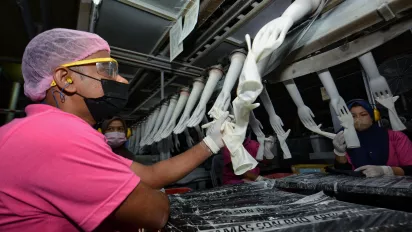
<box><xmin>202</xmin><ymin>111</ymin><xmax>230</xmax><ymax>154</ymax></box>
<box><xmin>355</xmin><ymin>165</ymin><xmax>394</xmax><ymax>177</ymax></box>
<box><xmin>255</xmin><ymin>175</ymin><xmax>269</xmax><ymax>182</ymax></box>
<box><xmin>333</xmin><ymin>131</ymin><xmax>346</xmax><ymax>156</ymax></box>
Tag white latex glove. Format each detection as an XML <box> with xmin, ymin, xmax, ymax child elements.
<box><xmin>252</xmin><ymin>16</ymin><xmax>294</xmax><ymax>62</ymax></box>
<box><xmin>298</xmin><ymin>105</ymin><xmax>317</xmax><ymax>128</ymax></box>
<box><xmin>277</xmin><ymin>130</ymin><xmax>291</xmax><ymax>159</ymax></box>
<box><xmin>269</xmin><ymin>114</ymin><xmax>286</xmax><ymax>135</ymax></box>
<box><xmin>202</xmin><ymin>111</ymin><xmax>230</xmax><ymax>154</ymax></box>
<box><xmin>188</xmin><ymin>104</ymin><xmax>207</xmax><ymax>128</ymax></box>
<box><xmin>263</xmin><ymin>136</ymin><xmax>276</xmax><ymax>159</ymax></box>
<box><xmin>249</xmin><ymin>111</ymin><xmax>265</xmax><ymax>138</ymax></box>
<box><xmin>209</xmin><ymin>91</ymin><xmax>232</xmax><ymax>117</ymax></box>
<box><xmin>255</xmin><ymin>175</ymin><xmax>269</xmax><ymax>182</ymax></box>
<box><xmin>209</xmin><ymin>51</ymin><xmax>246</xmax><ymax>115</ymax></box>
<box><xmin>222</xmin><ymin>121</ymin><xmax>259</xmax><ymax>175</ymax></box>
<box><xmin>188</xmin><ymin>67</ymin><xmax>223</xmax><ymax>127</ymax></box>
<box><xmin>355</xmin><ymin>165</ymin><xmax>394</xmax><ymax>178</ymax></box>
<box><xmin>256</xmin><ymin>136</ymin><xmax>265</xmax><ymax>161</ymax></box>
<box><xmin>332</xmin><ymin>131</ymin><xmax>346</xmax><ymax>156</ymax></box>
<box><xmin>174</xmin><ymin>79</ymin><xmax>205</xmax><ymax>134</ymax></box>
<box><xmin>375</xmin><ymin>96</ymin><xmax>406</xmax><ymax>131</ymax></box>
<box><xmin>306</xmin><ymin>124</ymin><xmax>336</xmax><ymax>140</ymax></box>
<box><xmin>333</xmin><ymin>97</ymin><xmax>360</xmax><ymax>149</ymax></box>
<box><xmin>237</xmin><ymin>35</ymin><xmax>263</xmax><ymax>103</ymax></box>
<box><xmin>173</xmin><ymin>133</ymin><xmax>180</xmax><ymax>151</ymax></box>
<box><xmin>184</xmin><ymin>128</ymin><xmax>194</xmax><ymax>148</ymax></box>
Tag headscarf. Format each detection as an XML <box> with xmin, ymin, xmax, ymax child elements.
<box><xmin>346</xmin><ymin>99</ymin><xmax>389</xmax><ymax>168</ymax></box>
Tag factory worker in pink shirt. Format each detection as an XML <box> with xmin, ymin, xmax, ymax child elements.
<box><xmin>334</xmin><ymin>99</ymin><xmax>412</xmax><ymax>177</ymax></box>
<box><xmin>0</xmin><ymin>28</ymin><xmax>229</xmax><ymax>232</ymax></box>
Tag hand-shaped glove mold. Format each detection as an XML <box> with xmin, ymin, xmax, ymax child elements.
<box><xmin>263</xmin><ymin>135</ymin><xmax>276</xmax><ymax>159</ymax></box>
<box><xmin>173</xmin><ymin>133</ymin><xmax>180</xmax><ymax>151</ymax></box>
<box><xmin>188</xmin><ymin>65</ymin><xmax>224</xmax><ymax>127</ymax></box>
<box><xmin>194</xmin><ymin>125</ymin><xmax>204</xmax><ymax>140</ymax></box>
<box><xmin>174</xmin><ymin>78</ymin><xmax>205</xmax><ymax>134</ymax></box>
<box><xmin>140</xmin><ymin>107</ymin><xmax>160</xmax><ymax>146</ymax></box>
<box><xmin>154</xmin><ymin>95</ymin><xmax>178</xmax><ymax>142</ymax></box>
<box><xmin>358</xmin><ymin>52</ymin><xmax>406</xmax><ymax>131</ymax></box>
<box><xmin>252</xmin><ymin>0</ymin><xmax>323</xmax><ymax>62</ymax></box>
<box><xmin>160</xmin><ymin>87</ymin><xmax>190</xmax><ymax>140</ymax></box>
<box><xmin>318</xmin><ymin>69</ymin><xmax>360</xmax><ymax>148</ymax></box>
<box><xmin>146</xmin><ymin>101</ymin><xmax>169</xmax><ymax>145</ymax></box>
<box><xmin>375</xmin><ymin>96</ymin><xmax>406</xmax><ymax>131</ymax></box>
<box><xmin>184</xmin><ymin>128</ymin><xmax>194</xmax><ymax>147</ymax></box>
<box><xmin>209</xmin><ymin>50</ymin><xmax>246</xmax><ymax>117</ymax></box>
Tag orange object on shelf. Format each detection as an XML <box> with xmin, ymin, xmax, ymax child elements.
<box><xmin>165</xmin><ymin>187</ymin><xmax>192</xmax><ymax>195</ymax></box>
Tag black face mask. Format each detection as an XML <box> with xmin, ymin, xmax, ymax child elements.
<box><xmin>84</xmin><ymin>79</ymin><xmax>129</xmax><ymax>123</ymax></box>
<box><xmin>70</xmin><ymin>69</ymin><xmax>129</xmax><ymax>123</ymax></box>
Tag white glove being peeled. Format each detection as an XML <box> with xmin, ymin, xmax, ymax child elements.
<box><xmin>263</xmin><ymin>136</ymin><xmax>276</xmax><ymax>159</ymax></box>
<box><xmin>202</xmin><ymin>111</ymin><xmax>230</xmax><ymax>154</ymax></box>
<box><xmin>355</xmin><ymin>165</ymin><xmax>394</xmax><ymax>178</ymax></box>
<box><xmin>332</xmin><ymin>131</ymin><xmax>346</xmax><ymax>156</ymax></box>
<box><xmin>255</xmin><ymin>175</ymin><xmax>268</xmax><ymax>182</ymax></box>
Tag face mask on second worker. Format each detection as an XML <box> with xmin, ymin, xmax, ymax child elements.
<box><xmin>105</xmin><ymin>132</ymin><xmax>127</xmax><ymax>148</ymax></box>
<box><xmin>354</xmin><ymin>118</ymin><xmax>373</xmax><ymax>131</ymax></box>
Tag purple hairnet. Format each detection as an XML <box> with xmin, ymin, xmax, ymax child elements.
<box><xmin>22</xmin><ymin>28</ymin><xmax>110</xmax><ymax>101</ymax></box>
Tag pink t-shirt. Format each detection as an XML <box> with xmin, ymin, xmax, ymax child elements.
<box><xmin>222</xmin><ymin>138</ymin><xmax>260</xmax><ymax>185</ymax></box>
<box><xmin>0</xmin><ymin>104</ymin><xmax>140</xmax><ymax>232</ymax></box>
<box><xmin>346</xmin><ymin>130</ymin><xmax>412</xmax><ymax>169</ymax></box>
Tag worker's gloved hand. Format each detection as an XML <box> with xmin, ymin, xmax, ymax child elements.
<box><xmin>255</xmin><ymin>175</ymin><xmax>269</xmax><ymax>182</ymax></box>
<box><xmin>333</xmin><ymin>131</ymin><xmax>346</xmax><ymax>156</ymax></box>
<box><xmin>355</xmin><ymin>165</ymin><xmax>394</xmax><ymax>178</ymax></box>
<box><xmin>202</xmin><ymin>111</ymin><xmax>230</xmax><ymax>154</ymax></box>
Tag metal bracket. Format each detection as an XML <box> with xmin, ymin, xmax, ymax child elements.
<box><xmin>377</xmin><ymin>3</ymin><xmax>396</xmax><ymax>21</ymax></box>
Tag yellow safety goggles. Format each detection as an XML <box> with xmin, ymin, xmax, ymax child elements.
<box><xmin>51</xmin><ymin>58</ymin><xmax>118</xmax><ymax>87</ymax></box>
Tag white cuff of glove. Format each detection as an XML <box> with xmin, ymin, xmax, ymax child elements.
<box><xmin>203</xmin><ymin>136</ymin><xmax>221</xmax><ymax>154</ymax></box>
<box><xmin>334</xmin><ymin>149</ymin><xmax>346</xmax><ymax>157</ymax></box>
<box><xmin>255</xmin><ymin>175</ymin><xmax>265</xmax><ymax>182</ymax></box>
<box><xmin>382</xmin><ymin>166</ymin><xmax>394</xmax><ymax>176</ymax></box>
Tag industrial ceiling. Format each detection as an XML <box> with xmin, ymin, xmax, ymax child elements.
<box><xmin>1</xmin><ymin>0</ymin><xmax>412</xmax><ymax>128</ymax></box>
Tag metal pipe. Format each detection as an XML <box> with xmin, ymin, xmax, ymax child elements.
<box><xmin>6</xmin><ymin>82</ymin><xmax>21</xmax><ymax>123</ymax></box>
<box><xmin>16</xmin><ymin>0</ymin><xmax>36</xmax><ymax>39</ymax></box>
<box><xmin>161</xmin><ymin>71</ymin><xmax>165</xmax><ymax>100</ymax></box>
<box><xmin>361</xmin><ymin>70</ymin><xmax>373</xmax><ymax>104</ymax></box>
<box><xmin>89</xmin><ymin>3</ymin><xmax>98</xmax><ymax>32</ymax></box>
<box><xmin>128</xmin><ymin>72</ymin><xmax>149</xmax><ymax>97</ymax></box>
<box><xmin>112</xmin><ymin>53</ymin><xmax>201</xmax><ymax>78</ymax></box>
<box><xmin>183</xmin><ymin>0</ymin><xmax>255</xmax><ymax>62</ymax></box>
<box><xmin>128</xmin><ymin>76</ymin><xmax>178</xmax><ymax>115</ymax></box>
<box><xmin>111</xmin><ymin>46</ymin><xmax>204</xmax><ymax>71</ymax></box>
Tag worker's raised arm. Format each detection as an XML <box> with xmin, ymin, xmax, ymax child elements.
<box><xmin>131</xmin><ymin>112</ymin><xmax>229</xmax><ymax>189</ymax></box>
<box><xmin>103</xmin><ymin>181</ymin><xmax>169</xmax><ymax>230</ymax></box>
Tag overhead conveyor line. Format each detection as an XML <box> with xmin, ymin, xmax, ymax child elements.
<box><xmin>263</xmin><ymin>0</ymin><xmax>412</xmax><ymax>78</ymax></box>
<box><xmin>270</xmin><ymin>17</ymin><xmax>412</xmax><ymax>84</ymax></box>
<box><xmin>110</xmin><ymin>46</ymin><xmax>204</xmax><ymax>79</ymax></box>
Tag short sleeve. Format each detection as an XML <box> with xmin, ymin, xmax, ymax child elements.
<box><xmin>391</xmin><ymin>131</ymin><xmax>412</xmax><ymax>166</ymax></box>
<box><xmin>3</xmin><ymin>113</ymin><xmax>140</xmax><ymax>231</ymax></box>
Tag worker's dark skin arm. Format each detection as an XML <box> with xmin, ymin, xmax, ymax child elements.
<box><xmin>130</xmin><ymin>141</ymin><xmax>212</xmax><ymax>189</ymax></box>
<box><xmin>99</xmin><ymin>181</ymin><xmax>170</xmax><ymax>230</ymax></box>
<box><xmin>243</xmin><ymin>171</ymin><xmax>259</xmax><ymax>181</ymax></box>
<box><xmin>335</xmin><ymin>155</ymin><xmax>347</xmax><ymax>164</ymax></box>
